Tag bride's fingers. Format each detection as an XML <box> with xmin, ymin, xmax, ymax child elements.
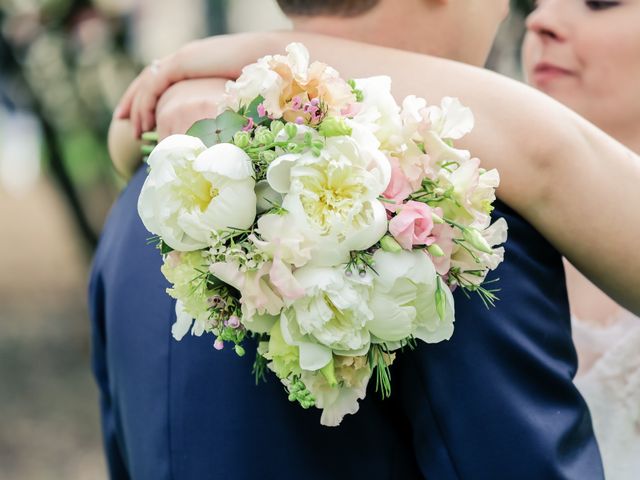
<box><xmin>114</xmin><ymin>74</ymin><xmax>142</xmax><ymax>119</ymax></box>
<box><xmin>130</xmin><ymin>90</ymin><xmax>146</xmax><ymax>138</ymax></box>
<box><xmin>130</xmin><ymin>67</ymin><xmax>161</xmax><ymax>135</ymax></box>
<box><xmin>132</xmin><ymin>64</ymin><xmax>174</xmax><ymax>134</ymax></box>
<box><xmin>145</xmin><ymin>62</ymin><xmax>184</xmax><ymax>130</ymax></box>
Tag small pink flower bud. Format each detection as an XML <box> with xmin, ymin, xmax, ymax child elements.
<box><xmin>227</xmin><ymin>315</ymin><xmax>241</xmax><ymax>329</ymax></box>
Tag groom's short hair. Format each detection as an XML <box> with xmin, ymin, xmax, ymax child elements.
<box><xmin>276</xmin><ymin>0</ymin><xmax>380</xmax><ymax>17</ymax></box>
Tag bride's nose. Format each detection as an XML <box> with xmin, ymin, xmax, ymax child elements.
<box><xmin>525</xmin><ymin>0</ymin><xmax>568</xmax><ymax>43</ymax></box>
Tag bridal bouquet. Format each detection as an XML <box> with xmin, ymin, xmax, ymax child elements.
<box><xmin>137</xmin><ymin>43</ymin><xmax>507</xmax><ymax>426</ymax></box>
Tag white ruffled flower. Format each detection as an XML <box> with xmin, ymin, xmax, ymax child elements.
<box><xmin>280</xmin><ymin>266</ymin><xmax>374</xmax><ymax>371</ymax></box>
<box><xmin>401</xmin><ymin>95</ymin><xmax>474</xmax><ymax>141</ymax></box>
<box><xmin>301</xmin><ymin>363</ymin><xmax>372</xmax><ymax>427</ymax></box>
<box><xmin>350</xmin><ymin>76</ymin><xmax>403</xmax><ymax>150</ymax></box>
<box><xmin>267</xmin><ymin>134</ymin><xmax>390</xmax><ymax>265</ymax></box>
<box><xmin>138</xmin><ymin>135</ymin><xmax>257</xmax><ymax>251</ymax></box>
<box><xmin>368</xmin><ymin>249</ymin><xmax>455</xmax><ymax>345</ymax></box>
<box><xmin>172</xmin><ymin>299</ymin><xmax>207</xmax><ymax>341</ymax></box>
<box><xmin>451</xmin><ymin>217</ymin><xmax>508</xmax><ymax>286</ymax></box>
<box><xmin>426</xmin><ymin>96</ymin><xmax>475</xmax><ymax>140</ymax></box>
<box><xmin>250</xmin><ymin>213</ymin><xmax>315</xmax><ymax>268</ymax></box>
<box><xmin>208</xmin><ymin>261</ymin><xmax>283</xmax><ymax>334</ymax></box>
<box><xmin>430</xmin><ymin>156</ymin><xmax>500</xmax><ymax>229</ymax></box>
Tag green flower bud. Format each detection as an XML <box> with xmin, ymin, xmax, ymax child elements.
<box><xmin>270</xmin><ymin>120</ymin><xmax>285</xmax><ymax>135</ymax></box>
<box><xmin>287</xmin><ymin>142</ymin><xmax>300</xmax><ymax>153</ymax></box>
<box><xmin>427</xmin><ymin>244</ymin><xmax>445</xmax><ymax>257</ymax></box>
<box><xmin>259</xmin><ymin>150</ymin><xmax>277</xmax><ymax>163</ymax></box>
<box><xmin>380</xmin><ymin>235</ymin><xmax>403</xmax><ymax>253</ymax></box>
<box><xmin>311</xmin><ymin>140</ymin><xmax>324</xmax><ymax>150</ymax></box>
<box><xmin>234</xmin><ymin>344</ymin><xmax>246</xmax><ymax>357</ymax></box>
<box><xmin>285</xmin><ymin>122</ymin><xmax>298</xmax><ymax>139</ymax></box>
<box><xmin>318</xmin><ymin>117</ymin><xmax>352</xmax><ymax>137</ymax></box>
<box><xmin>254</xmin><ymin>127</ymin><xmax>275</xmax><ymax>145</ymax></box>
<box><xmin>303</xmin><ymin>132</ymin><xmax>313</xmax><ymax>145</ymax></box>
<box><xmin>462</xmin><ymin>227</ymin><xmax>493</xmax><ymax>254</ymax></box>
<box><xmin>233</xmin><ymin>131</ymin><xmax>250</xmax><ymax>149</ymax></box>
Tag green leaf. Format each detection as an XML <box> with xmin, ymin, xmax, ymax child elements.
<box><xmin>245</xmin><ymin>95</ymin><xmax>267</xmax><ymax>125</ymax></box>
<box><xmin>186</xmin><ymin>110</ymin><xmax>248</xmax><ymax>147</ymax></box>
<box><xmin>159</xmin><ymin>241</ymin><xmax>174</xmax><ymax>255</ymax></box>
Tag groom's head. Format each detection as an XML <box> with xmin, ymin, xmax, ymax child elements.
<box><xmin>276</xmin><ymin>0</ymin><xmax>510</xmax><ymax>66</ymax></box>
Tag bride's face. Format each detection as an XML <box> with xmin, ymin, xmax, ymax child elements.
<box><xmin>522</xmin><ymin>0</ymin><xmax>640</xmax><ymax>132</ymax></box>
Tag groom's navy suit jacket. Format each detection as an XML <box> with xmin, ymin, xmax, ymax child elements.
<box><xmin>89</xmin><ymin>165</ymin><xmax>604</xmax><ymax>480</ymax></box>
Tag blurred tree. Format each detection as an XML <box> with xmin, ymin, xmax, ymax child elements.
<box><xmin>0</xmin><ymin>1</ymin><xmax>136</xmax><ymax>252</ymax></box>
<box><xmin>0</xmin><ymin>0</ymin><xmax>228</xmax><ymax>253</ymax></box>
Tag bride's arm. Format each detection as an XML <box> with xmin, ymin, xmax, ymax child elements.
<box><xmin>114</xmin><ymin>32</ymin><xmax>640</xmax><ymax>314</ymax></box>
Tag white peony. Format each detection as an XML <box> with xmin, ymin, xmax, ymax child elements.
<box><xmin>267</xmin><ymin>134</ymin><xmax>390</xmax><ymax>265</ymax></box>
<box><xmin>138</xmin><ymin>135</ymin><xmax>257</xmax><ymax>251</ymax></box>
<box><xmin>280</xmin><ymin>266</ymin><xmax>374</xmax><ymax>371</ymax></box>
<box><xmin>368</xmin><ymin>249</ymin><xmax>455</xmax><ymax>345</ymax></box>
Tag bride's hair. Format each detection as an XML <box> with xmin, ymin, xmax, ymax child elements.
<box><xmin>276</xmin><ymin>0</ymin><xmax>380</xmax><ymax>17</ymax></box>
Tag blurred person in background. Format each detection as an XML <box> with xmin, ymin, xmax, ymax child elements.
<box><xmin>523</xmin><ymin>1</ymin><xmax>640</xmax><ymax>478</ymax></box>
<box><xmin>96</xmin><ymin>0</ymin><xmax>640</xmax><ymax>478</ymax></box>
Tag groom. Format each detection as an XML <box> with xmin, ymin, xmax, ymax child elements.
<box><xmin>90</xmin><ymin>0</ymin><xmax>604</xmax><ymax>478</ymax></box>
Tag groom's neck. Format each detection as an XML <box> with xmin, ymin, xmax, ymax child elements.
<box><xmin>289</xmin><ymin>3</ymin><xmax>452</xmax><ymax>58</ymax></box>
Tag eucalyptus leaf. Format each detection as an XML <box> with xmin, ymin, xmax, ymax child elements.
<box><xmin>186</xmin><ymin>110</ymin><xmax>248</xmax><ymax>147</ymax></box>
<box><xmin>245</xmin><ymin>95</ymin><xmax>268</xmax><ymax>125</ymax></box>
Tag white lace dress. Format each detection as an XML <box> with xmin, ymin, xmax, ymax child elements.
<box><xmin>572</xmin><ymin>311</ymin><xmax>640</xmax><ymax>480</ymax></box>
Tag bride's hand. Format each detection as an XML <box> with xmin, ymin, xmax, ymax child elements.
<box><xmin>155</xmin><ymin>78</ymin><xmax>228</xmax><ymax>139</ymax></box>
<box><xmin>113</xmin><ymin>33</ymin><xmax>266</xmax><ymax>137</ymax></box>
<box><xmin>108</xmin><ymin>78</ymin><xmax>228</xmax><ymax>177</ymax></box>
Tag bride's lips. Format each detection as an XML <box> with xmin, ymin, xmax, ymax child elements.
<box><xmin>532</xmin><ymin>62</ymin><xmax>575</xmax><ymax>85</ymax></box>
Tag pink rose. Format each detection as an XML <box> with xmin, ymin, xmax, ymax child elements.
<box><xmin>383</xmin><ymin>157</ymin><xmax>413</xmax><ymax>211</ymax></box>
<box><xmin>389</xmin><ymin>201</ymin><xmax>437</xmax><ymax>250</ymax></box>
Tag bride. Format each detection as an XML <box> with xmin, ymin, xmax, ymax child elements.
<box><xmin>113</xmin><ymin>37</ymin><xmax>640</xmax><ymax>319</ymax></box>
<box><xmin>524</xmin><ymin>1</ymin><xmax>640</xmax><ymax>478</ymax></box>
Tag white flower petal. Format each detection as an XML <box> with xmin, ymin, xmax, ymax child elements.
<box><xmin>194</xmin><ymin>143</ymin><xmax>254</xmax><ymax>180</ymax></box>
<box><xmin>344</xmin><ymin>200</ymin><xmax>388</xmax><ymax>252</ymax></box>
<box><xmin>298</xmin><ymin>342</ymin><xmax>333</xmax><ymax>371</ymax></box>
<box><xmin>172</xmin><ymin>300</ymin><xmax>194</xmax><ymax>341</ymax></box>
<box><xmin>267</xmin><ymin>153</ymin><xmax>301</xmax><ymax>193</ymax></box>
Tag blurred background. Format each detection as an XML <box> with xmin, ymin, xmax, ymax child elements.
<box><xmin>0</xmin><ymin>0</ymin><xmax>531</xmax><ymax>478</ymax></box>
